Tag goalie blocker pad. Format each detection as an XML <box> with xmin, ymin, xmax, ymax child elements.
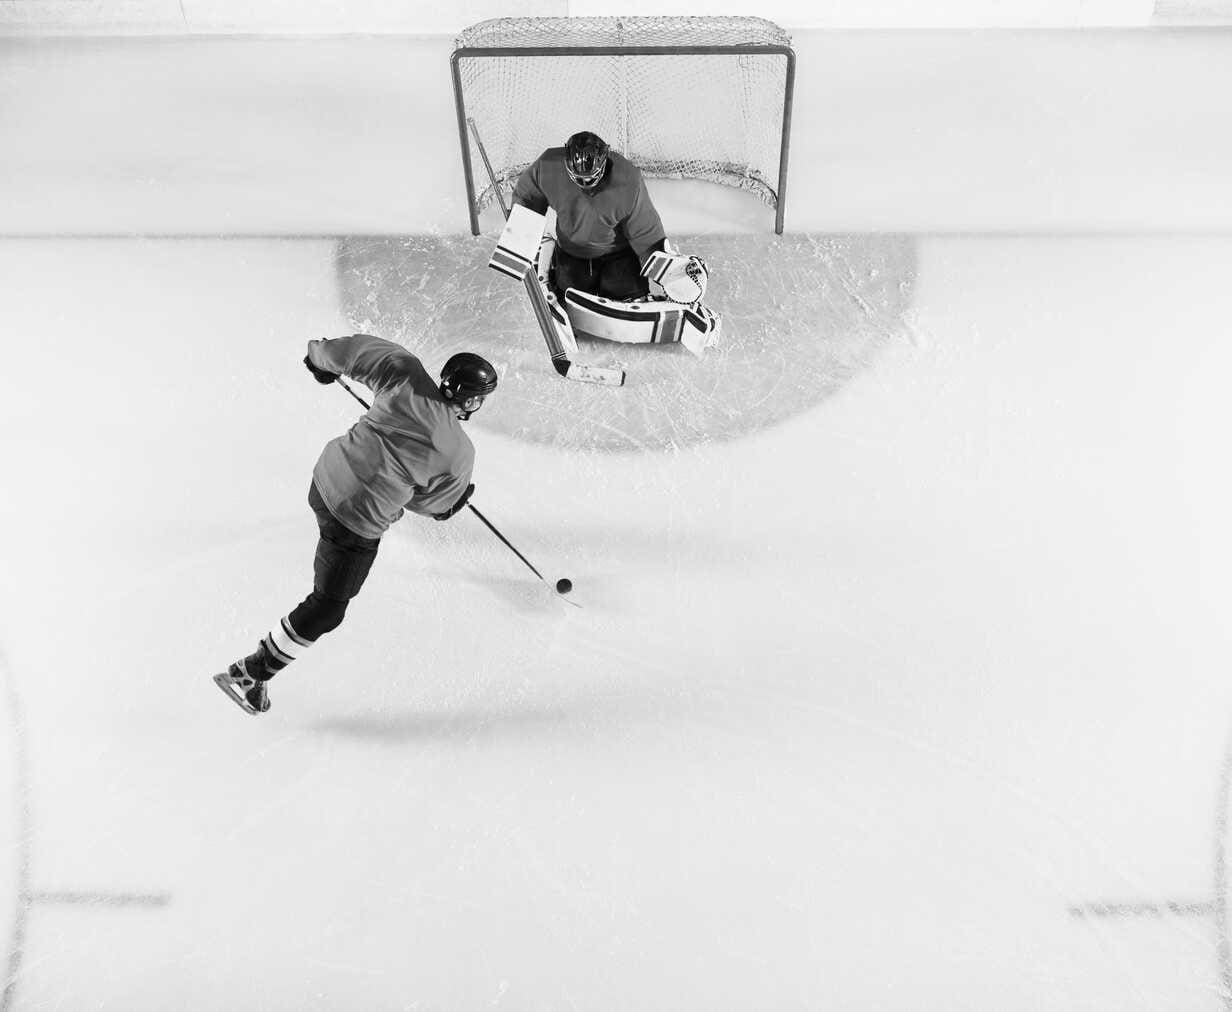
<box><xmin>491</xmin><ymin>205</ymin><xmax>580</xmax><ymax>359</ymax></box>
<box><xmin>564</xmin><ymin>289</ymin><xmax>721</xmax><ymax>358</ymax></box>
<box><xmin>488</xmin><ymin>203</ymin><xmax>546</xmax><ymax>281</ymax></box>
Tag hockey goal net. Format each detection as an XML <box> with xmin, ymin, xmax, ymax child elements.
<box><xmin>451</xmin><ymin>16</ymin><xmax>796</xmax><ymax>235</ymax></box>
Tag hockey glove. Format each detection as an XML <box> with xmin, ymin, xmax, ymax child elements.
<box><xmin>433</xmin><ymin>483</ymin><xmax>474</xmax><ymax>521</ymax></box>
<box><xmin>304</xmin><ymin>355</ymin><xmax>340</xmax><ymax>385</ymax></box>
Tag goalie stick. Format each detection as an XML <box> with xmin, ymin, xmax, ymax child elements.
<box><xmin>467</xmin><ymin>117</ymin><xmax>625</xmax><ymax>387</ymax></box>
<box><xmin>522</xmin><ymin>268</ymin><xmax>625</xmax><ymax>386</ymax></box>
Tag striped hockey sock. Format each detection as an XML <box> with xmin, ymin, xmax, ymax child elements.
<box><xmin>261</xmin><ymin>616</ymin><xmax>313</xmax><ymax>676</ymax></box>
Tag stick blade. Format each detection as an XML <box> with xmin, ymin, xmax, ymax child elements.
<box><xmin>560</xmin><ymin>360</ymin><xmax>626</xmax><ymax>386</ymax></box>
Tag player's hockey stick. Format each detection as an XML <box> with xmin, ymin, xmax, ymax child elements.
<box><xmin>467</xmin><ymin>503</ymin><xmax>580</xmax><ymax>606</ymax></box>
<box><xmin>467</xmin><ymin>118</ymin><xmax>625</xmax><ymax>387</ymax></box>
<box><xmin>337</xmin><ymin>376</ymin><xmax>370</xmax><ymax>412</ymax></box>
<box><xmin>466</xmin><ymin>503</ymin><xmax>543</xmax><ymax>579</ymax></box>
<box><xmin>521</xmin><ymin>270</ymin><xmax>625</xmax><ymax>386</ymax></box>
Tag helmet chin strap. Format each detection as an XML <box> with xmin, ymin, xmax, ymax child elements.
<box><xmin>452</xmin><ymin>393</ymin><xmax>484</xmax><ymax>420</ymax></box>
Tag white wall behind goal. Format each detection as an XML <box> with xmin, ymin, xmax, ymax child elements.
<box><xmin>0</xmin><ymin>0</ymin><xmax>1160</xmax><ymax>36</ymax></box>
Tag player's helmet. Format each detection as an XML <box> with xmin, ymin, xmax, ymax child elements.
<box><xmin>439</xmin><ymin>352</ymin><xmax>498</xmax><ymax>419</ymax></box>
<box><xmin>564</xmin><ymin>132</ymin><xmax>609</xmax><ymax>190</ymax></box>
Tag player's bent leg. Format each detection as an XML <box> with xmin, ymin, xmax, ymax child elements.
<box><xmin>275</xmin><ymin>516</ymin><xmax>380</xmax><ymax>664</ymax></box>
<box><xmin>313</xmin><ymin>531</ymin><xmax>380</xmax><ymax>601</ymax></box>
<box><xmin>215</xmin><ymin>489</ymin><xmax>381</xmax><ymax>713</ymax></box>
<box><xmin>286</xmin><ymin>591</ymin><xmax>350</xmax><ymax>645</ymax></box>
<box><xmin>219</xmin><ymin>612</ymin><xmax>315</xmax><ymax>713</ymax></box>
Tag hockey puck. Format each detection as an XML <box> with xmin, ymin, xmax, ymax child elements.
<box><xmin>555</xmin><ymin>578</ymin><xmax>572</xmax><ymax>594</ymax></box>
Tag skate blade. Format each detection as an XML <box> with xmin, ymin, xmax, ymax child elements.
<box><xmin>212</xmin><ymin>672</ymin><xmax>263</xmax><ymax>715</ymax></box>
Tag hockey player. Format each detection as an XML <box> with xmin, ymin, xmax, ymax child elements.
<box><xmin>512</xmin><ymin>130</ymin><xmax>669</xmax><ymax>302</ymax></box>
<box><xmin>213</xmin><ymin>334</ymin><xmax>498</xmax><ymax>715</ymax></box>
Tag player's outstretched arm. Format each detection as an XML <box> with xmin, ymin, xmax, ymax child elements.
<box><xmin>305</xmin><ymin>335</ymin><xmax>418</xmax><ymax>396</ymax></box>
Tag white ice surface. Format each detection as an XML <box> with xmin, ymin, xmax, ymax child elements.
<box><xmin>3</xmin><ymin>28</ymin><xmax>1232</xmax><ymax>1012</ymax></box>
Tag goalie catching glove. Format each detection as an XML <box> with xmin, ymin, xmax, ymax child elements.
<box><xmin>641</xmin><ymin>247</ymin><xmax>710</xmax><ymax>305</ymax></box>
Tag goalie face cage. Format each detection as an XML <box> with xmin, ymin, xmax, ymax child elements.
<box><xmin>451</xmin><ymin>16</ymin><xmax>796</xmax><ymax>236</ymax></box>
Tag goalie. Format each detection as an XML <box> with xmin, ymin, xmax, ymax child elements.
<box><xmin>498</xmin><ymin>131</ymin><xmax>720</xmax><ymax>360</ymax></box>
<box><xmin>513</xmin><ymin>131</ymin><xmax>667</xmax><ymax>303</ymax></box>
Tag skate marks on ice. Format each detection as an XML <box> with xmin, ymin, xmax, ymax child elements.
<box><xmin>333</xmin><ymin>234</ymin><xmax>917</xmax><ymax>452</ymax></box>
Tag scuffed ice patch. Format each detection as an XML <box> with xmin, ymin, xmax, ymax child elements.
<box><xmin>334</xmin><ymin>233</ymin><xmax>917</xmax><ymax>453</ymax></box>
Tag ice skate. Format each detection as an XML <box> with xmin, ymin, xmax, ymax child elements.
<box><xmin>213</xmin><ymin>651</ymin><xmax>271</xmax><ymax>715</ymax></box>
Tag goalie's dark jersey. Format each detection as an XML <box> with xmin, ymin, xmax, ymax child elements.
<box><xmin>513</xmin><ymin>148</ymin><xmax>666</xmax><ymax>265</ymax></box>
<box><xmin>305</xmin><ymin>335</ymin><xmax>474</xmax><ymax>539</ymax></box>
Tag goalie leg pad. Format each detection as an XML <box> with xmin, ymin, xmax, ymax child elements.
<box><xmin>564</xmin><ymin>289</ymin><xmax>721</xmax><ymax>353</ymax></box>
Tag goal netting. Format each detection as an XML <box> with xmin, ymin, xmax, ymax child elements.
<box><xmin>451</xmin><ymin>16</ymin><xmax>796</xmax><ymax>235</ymax></box>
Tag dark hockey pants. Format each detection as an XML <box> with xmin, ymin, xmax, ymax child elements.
<box><xmin>289</xmin><ymin>481</ymin><xmax>381</xmax><ymax>641</ymax></box>
<box><xmin>244</xmin><ymin>482</ymin><xmax>380</xmax><ymax>682</ymax></box>
<box><xmin>551</xmin><ymin>246</ymin><xmax>649</xmax><ymax>303</ymax></box>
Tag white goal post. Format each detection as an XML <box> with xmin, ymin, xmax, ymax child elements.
<box><xmin>450</xmin><ymin>16</ymin><xmax>796</xmax><ymax>236</ymax></box>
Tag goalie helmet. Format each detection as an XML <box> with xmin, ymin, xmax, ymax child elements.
<box><xmin>564</xmin><ymin>132</ymin><xmax>609</xmax><ymax>190</ymax></box>
<box><xmin>439</xmin><ymin>352</ymin><xmax>498</xmax><ymax>419</ymax></box>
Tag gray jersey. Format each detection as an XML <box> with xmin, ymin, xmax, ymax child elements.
<box><xmin>513</xmin><ymin>148</ymin><xmax>666</xmax><ymax>264</ymax></box>
<box><xmin>305</xmin><ymin>335</ymin><xmax>474</xmax><ymax>539</ymax></box>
